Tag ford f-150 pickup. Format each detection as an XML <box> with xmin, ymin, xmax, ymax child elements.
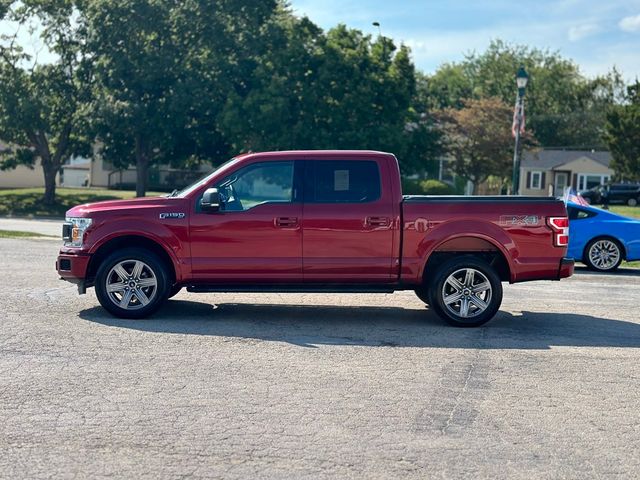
<box><xmin>57</xmin><ymin>150</ymin><xmax>574</xmax><ymax>327</ymax></box>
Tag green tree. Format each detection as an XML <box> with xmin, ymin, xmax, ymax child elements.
<box><xmin>439</xmin><ymin>97</ymin><xmax>536</xmax><ymax>193</ymax></box>
<box><xmin>605</xmin><ymin>81</ymin><xmax>640</xmax><ymax>181</ymax></box>
<box><xmin>218</xmin><ymin>14</ymin><xmax>439</xmax><ymax>175</ymax></box>
<box><xmin>0</xmin><ymin>1</ymin><xmax>91</xmax><ymax>204</ymax></box>
<box><xmin>425</xmin><ymin>40</ymin><xmax>625</xmax><ymax>149</ymax></box>
<box><xmin>86</xmin><ymin>0</ymin><xmax>277</xmax><ymax>197</ymax></box>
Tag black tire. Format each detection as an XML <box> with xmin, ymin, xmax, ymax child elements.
<box><xmin>583</xmin><ymin>237</ymin><xmax>623</xmax><ymax>272</ymax></box>
<box><xmin>428</xmin><ymin>256</ymin><xmax>503</xmax><ymax>327</ymax></box>
<box><xmin>95</xmin><ymin>248</ymin><xmax>169</xmax><ymax>319</ymax></box>
<box><xmin>167</xmin><ymin>285</ymin><xmax>182</xmax><ymax>299</ymax></box>
<box><xmin>628</xmin><ymin>197</ymin><xmax>638</xmax><ymax>207</ymax></box>
<box><xmin>414</xmin><ymin>287</ymin><xmax>430</xmax><ymax>306</ymax></box>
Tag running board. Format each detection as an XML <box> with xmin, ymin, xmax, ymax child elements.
<box><xmin>186</xmin><ymin>284</ymin><xmax>397</xmax><ymax>294</ymax></box>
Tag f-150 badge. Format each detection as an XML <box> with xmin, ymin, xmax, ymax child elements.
<box><xmin>159</xmin><ymin>212</ymin><xmax>185</xmax><ymax>219</ymax></box>
<box><xmin>499</xmin><ymin>215</ymin><xmax>540</xmax><ymax>226</ymax></box>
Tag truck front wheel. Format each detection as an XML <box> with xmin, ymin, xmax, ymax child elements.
<box><xmin>429</xmin><ymin>257</ymin><xmax>502</xmax><ymax>327</ymax></box>
<box><xmin>95</xmin><ymin>248</ymin><xmax>170</xmax><ymax>319</ymax></box>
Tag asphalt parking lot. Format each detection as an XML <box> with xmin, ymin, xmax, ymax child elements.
<box><xmin>1</xmin><ymin>236</ymin><xmax>639</xmax><ymax>479</ymax></box>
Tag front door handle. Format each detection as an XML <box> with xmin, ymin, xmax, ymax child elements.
<box><xmin>274</xmin><ymin>216</ymin><xmax>299</xmax><ymax>228</ymax></box>
<box><xmin>365</xmin><ymin>216</ymin><xmax>390</xmax><ymax>227</ymax></box>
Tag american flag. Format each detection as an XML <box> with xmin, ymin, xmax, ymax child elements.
<box><xmin>563</xmin><ymin>188</ymin><xmax>590</xmax><ymax>206</ymax></box>
<box><xmin>511</xmin><ymin>99</ymin><xmax>525</xmax><ymax>138</ymax></box>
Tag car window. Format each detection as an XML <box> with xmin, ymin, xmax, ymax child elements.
<box><xmin>215</xmin><ymin>161</ymin><xmax>294</xmax><ymax>212</ymax></box>
<box><xmin>568</xmin><ymin>207</ymin><xmax>596</xmax><ymax>220</ymax></box>
<box><xmin>306</xmin><ymin>160</ymin><xmax>381</xmax><ymax>203</ymax></box>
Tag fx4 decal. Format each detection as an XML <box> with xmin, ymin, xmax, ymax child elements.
<box><xmin>499</xmin><ymin>215</ymin><xmax>540</xmax><ymax>227</ymax></box>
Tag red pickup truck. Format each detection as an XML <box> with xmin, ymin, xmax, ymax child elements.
<box><xmin>57</xmin><ymin>150</ymin><xmax>573</xmax><ymax>327</ymax></box>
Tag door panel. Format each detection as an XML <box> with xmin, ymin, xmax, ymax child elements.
<box><xmin>189</xmin><ymin>160</ymin><xmax>302</xmax><ymax>282</ymax></box>
<box><xmin>302</xmin><ymin>159</ymin><xmax>395</xmax><ymax>283</ymax></box>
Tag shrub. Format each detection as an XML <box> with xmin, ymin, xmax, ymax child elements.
<box><xmin>402</xmin><ymin>178</ymin><xmax>455</xmax><ymax>195</ymax></box>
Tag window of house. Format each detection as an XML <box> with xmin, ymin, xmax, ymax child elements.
<box><xmin>578</xmin><ymin>174</ymin><xmax>609</xmax><ymax>191</ymax></box>
<box><xmin>530</xmin><ymin>171</ymin><xmax>542</xmax><ymax>189</ymax></box>
<box><xmin>306</xmin><ymin>160</ymin><xmax>381</xmax><ymax>203</ymax></box>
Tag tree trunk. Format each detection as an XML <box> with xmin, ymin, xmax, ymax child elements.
<box><xmin>42</xmin><ymin>163</ymin><xmax>58</xmax><ymax>205</ymax></box>
<box><xmin>135</xmin><ymin>135</ymin><xmax>149</xmax><ymax>197</ymax></box>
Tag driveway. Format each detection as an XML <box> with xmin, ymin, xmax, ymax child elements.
<box><xmin>1</xmin><ymin>238</ymin><xmax>639</xmax><ymax>478</ymax></box>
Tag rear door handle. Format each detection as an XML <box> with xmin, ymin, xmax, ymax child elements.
<box><xmin>275</xmin><ymin>216</ymin><xmax>299</xmax><ymax>228</ymax></box>
<box><xmin>365</xmin><ymin>216</ymin><xmax>390</xmax><ymax>227</ymax></box>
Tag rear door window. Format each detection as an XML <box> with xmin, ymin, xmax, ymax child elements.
<box><xmin>305</xmin><ymin>160</ymin><xmax>381</xmax><ymax>203</ymax></box>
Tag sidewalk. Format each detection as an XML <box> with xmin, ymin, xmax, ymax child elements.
<box><xmin>0</xmin><ymin>218</ymin><xmax>62</xmax><ymax>237</ymax></box>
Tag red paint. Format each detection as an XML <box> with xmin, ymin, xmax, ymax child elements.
<box><xmin>57</xmin><ymin>150</ymin><xmax>572</xmax><ymax>290</ymax></box>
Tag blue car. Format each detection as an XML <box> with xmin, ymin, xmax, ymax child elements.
<box><xmin>566</xmin><ymin>202</ymin><xmax>640</xmax><ymax>271</ymax></box>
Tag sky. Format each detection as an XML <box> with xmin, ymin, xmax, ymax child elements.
<box><xmin>2</xmin><ymin>0</ymin><xmax>639</xmax><ymax>81</ymax></box>
<box><xmin>289</xmin><ymin>0</ymin><xmax>640</xmax><ymax>81</ymax></box>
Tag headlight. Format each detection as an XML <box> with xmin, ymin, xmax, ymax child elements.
<box><xmin>63</xmin><ymin>217</ymin><xmax>92</xmax><ymax>247</ymax></box>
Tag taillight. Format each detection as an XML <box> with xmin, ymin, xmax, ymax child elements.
<box><xmin>547</xmin><ymin>217</ymin><xmax>569</xmax><ymax>247</ymax></box>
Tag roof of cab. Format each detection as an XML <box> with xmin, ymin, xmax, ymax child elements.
<box><xmin>235</xmin><ymin>150</ymin><xmax>395</xmax><ymax>160</ymax></box>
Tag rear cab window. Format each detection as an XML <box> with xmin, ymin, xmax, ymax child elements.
<box><xmin>304</xmin><ymin>160</ymin><xmax>381</xmax><ymax>203</ymax></box>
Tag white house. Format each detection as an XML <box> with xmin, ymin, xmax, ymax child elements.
<box><xmin>519</xmin><ymin>150</ymin><xmax>613</xmax><ymax>196</ymax></box>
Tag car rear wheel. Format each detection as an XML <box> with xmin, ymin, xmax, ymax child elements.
<box><xmin>95</xmin><ymin>248</ymin><xmax>169</xmax><ymax>318</ymax></box>
<box><xmin>628</xmin><ymin>198</ymin><xmax>638</xmax><ymax>207</ymax></box>
<box><xmin>584</xmin><ymin>238</ymin><xmax>623</xmax><ymax>272</ymax></box>
<box><xmin>428</xmin><ymin>257</ymin><xmax>502</xmax><ymax>327</ymax></box>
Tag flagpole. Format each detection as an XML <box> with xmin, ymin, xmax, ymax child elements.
<box><xmin>511</xmin><ymin>95</ymin><xmax>523</xmax><ymax>195</ymax></box>
<box><xmin>511</xmin><ymin>66</ymin><xmax>529</xmax><ymax>195</ymax></box>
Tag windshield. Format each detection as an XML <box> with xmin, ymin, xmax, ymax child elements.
<box><xmin>174</xmin><ymin>157</ymin><xmax>241</xmax><ymax>198</ymax></box>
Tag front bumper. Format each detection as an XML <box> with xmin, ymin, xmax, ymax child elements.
<box><xmin>56</xmin><ymin>251</ymin><xmax>91</xmax><ymax>293</ymax></box>
<box><xmin>558</xmin><ymin>257</ymin><xmax>575</xmax><ymax>279</ymax></box>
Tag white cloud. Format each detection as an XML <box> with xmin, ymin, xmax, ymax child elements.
<box><xmin>568</xmin><ymin>24</ymin><xmax>600</xmax><ymax>42</ymax></box>
<box><xmin>619</xmin><ymin>14</ymin><xmax>640</xmax><ymax>32</ymax></box>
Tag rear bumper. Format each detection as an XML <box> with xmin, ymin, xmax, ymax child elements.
<box><xmin>56</xmin><ymin>251</ymin><xmax>91</xmax><ymax>293</ymax></box>
<box><xmin>558</xmin><ymin>257</ymin><xmax>574</xmax><ymax>279</ymax></box>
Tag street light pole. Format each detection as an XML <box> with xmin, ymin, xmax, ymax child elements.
<box><xmin>511</xmin><ymin>66</ymin><xmax>528</xmax><ymax>195</ymax></box>
<box><xmin>372</xmin><ymin>21</ymin><xmax>385</xmax><ymax>59</ymax></box>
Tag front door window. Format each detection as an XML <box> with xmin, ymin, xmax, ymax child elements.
<box><xmin>555</xmin><ymin>172</ymin><xmax>568</xmax><ymax>195</ymax></box>
<box><xmin>216</xmin><ymin>161</ymin><xmax>294</xmax><ymax>211</ymax></box>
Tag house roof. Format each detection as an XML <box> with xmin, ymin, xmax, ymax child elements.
<box><xmin>522</xmin><ymin>150</ymin><xmax>611</xmax><ymax>170</ymax></box>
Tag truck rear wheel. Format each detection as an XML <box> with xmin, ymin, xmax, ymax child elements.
<box><xmin>429</xmin><ymin>256</ymin><xmax>502</xmax><ymax>327</ymax></box>
<box><xmin>95</xmin><ymin>248</ymin><xmax>169</xmax><ymax>319</ymax></box>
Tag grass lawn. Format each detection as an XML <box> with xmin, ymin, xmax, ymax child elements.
<box><xmin>0</xmin><ymin>187</ymin><xmax>164</xmax><ymax>218</ymax></box>
<box><xmin>607</xmin><ymin>205</ymin><xmax>640</xmax><ymax>219</ymax></box>
<box><xmin>0</xmin><ymin>229</ymin><xmax>55</xmax><ymax>238</ymax></box>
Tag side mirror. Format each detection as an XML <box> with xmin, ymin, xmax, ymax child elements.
<box><xmin>201</xmin><ymin>187</ymin><xmax>221</xmax><ymax>212</ymax></box>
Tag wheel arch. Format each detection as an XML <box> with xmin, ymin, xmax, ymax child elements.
<box><xmin>86</xmin><ymin>235</ymin><xmax>179</xmax><ymax>286</ymax></box>
<box><xmin>421</xmin><ymin>235</ymin><xmax>512</xmax><ymax>283</ymax></box>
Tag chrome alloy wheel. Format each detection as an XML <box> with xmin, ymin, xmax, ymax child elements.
<box><xmin>105</xmin><ymin>260</ymin><xmax>158</xmax><ymax>310</ymax></box>
<box><xmin>441</xmin><ymin>268</ymin><xmax>492</xmax><ymax>319</ymax></box>
<box><xmin>588</xmin><ymin>239</ymin><xmax>621</xmax><ymax>271</ymax></box>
